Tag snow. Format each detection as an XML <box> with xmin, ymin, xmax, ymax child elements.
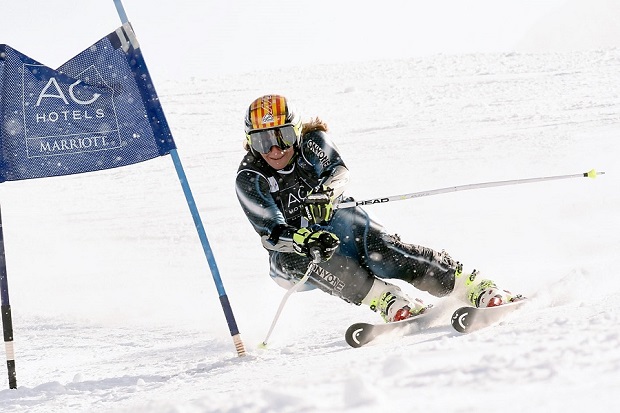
<box><xmin>6</xmin><ymin>1</ymin><xmax>620</xmax><ymax>81</ymax></box>
<box><xmin>1</xmin><ymin>46</ymin><xmax>619</xmax><ymax>413</ymax></box>
<box><xmin>517</xmin><ymin>0</ymin><xmax>620</xmax><ymax>53</ymax></box>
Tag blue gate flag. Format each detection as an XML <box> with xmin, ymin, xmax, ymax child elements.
<box><xmin>0</xmin><ymin>24</ymin><xmax>176</xmax><ymax>182</ymax></box>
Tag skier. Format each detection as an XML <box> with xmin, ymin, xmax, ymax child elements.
<box><xmin>235</xmin><ymin>94</ymin><xmax>520</xmax><ymax>323</ymax></box>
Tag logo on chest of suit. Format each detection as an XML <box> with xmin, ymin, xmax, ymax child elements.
<box><xmin>279</xmin><ymin>182</ymin><xmax>311</xmax><ymax>220</ymax></box>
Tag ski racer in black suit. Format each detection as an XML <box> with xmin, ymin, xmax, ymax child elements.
<box><xmin>235</xmin><ymin>95</ymin><xmax>519</xmax><ymax>322</ymax></box>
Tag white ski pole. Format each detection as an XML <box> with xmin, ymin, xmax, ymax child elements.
<box><xmin>260</xmin><ymin>251</ymin><xmax>320</xmax><ymax>348</ymax></box>
<box><xmin>336</xmin><ymin>169</ymin><xmax>605</xmax><ymax>209</ymax></box>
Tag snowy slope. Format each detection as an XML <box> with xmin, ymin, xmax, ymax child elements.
<box><xmin>0</xmin><ymin>49</ymin><xmax>619</xmax><ymax>412</ymax></box>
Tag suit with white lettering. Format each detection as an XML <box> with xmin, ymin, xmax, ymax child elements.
<box><xmin>236</xmin><ymin>130</ymin><xmax>457</xmax><ymax>305</ymax></box>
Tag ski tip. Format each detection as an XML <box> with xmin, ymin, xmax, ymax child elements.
<box><xmin>585</xmin><ymin>169</ymin><xmax>605</xmax><ymax>179</ymax></box>
<box><xmin>345</xmin><ymin>323</ymin><xmax>372</xmax><ymax>348</ymax></box>
<box><xmin>451</xmin><ymin>306</ymin><xmax>472</xmax><ymax>334</ymax></box>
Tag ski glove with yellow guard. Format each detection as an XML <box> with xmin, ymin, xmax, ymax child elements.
<box><xmin>304</xmin><ymin>185</ymin><xmax>335</xmax><ymax>225</ymax></box>
<box><xmin>293</xmin><ymin>227</ymin><xmax>340</xmax><ymax>262</ymax></box>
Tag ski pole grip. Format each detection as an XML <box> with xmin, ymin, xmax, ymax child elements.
<box><xmin>310</xmin><ymin>248</ymin><xmax>321</xmax><ymax>263</ymax></box>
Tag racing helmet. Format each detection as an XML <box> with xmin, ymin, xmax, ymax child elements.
<box><xmin>244</xmin><ymin>95</ymin><xmax>302</xmax><ymax>154</ymax></box>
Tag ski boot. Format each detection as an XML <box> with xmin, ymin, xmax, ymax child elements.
<box><xmin>457</xmin><ymin>267</ymin><xmax>523</xmax><ymax>308</ymax></box>
<box><xmin>362</xmin><ymin>279</ymin><xmax>430</xmax><ymax>322</ymax></box>
<box><xmin>374</xmin><ymin>291</ymin><xmax>430</xmax><ymax>322</ymax></box>
<box><xmin>468</xmin><ymin>279</ymin><xmax>524</xmax><ymax>307</ymax></box>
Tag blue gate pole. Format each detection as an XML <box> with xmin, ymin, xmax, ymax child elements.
<box><xmin>169</xmin><ymin>151</ymin><xmax>246</xmax><ymax>356</ymax></box>
<box><xmin>0</xmin><ymin>205</ymin><xmax>17</xmax><ymax>388</ymax></box>
<box><xmin>112</xmin><ymin>0</ymin><xmax>245</xmax><ymax>356</ymax></box>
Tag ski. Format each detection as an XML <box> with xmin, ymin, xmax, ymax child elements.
<box><xmin>345</xmin><ymin>312</ymin><xmax>434</xmax><ymax>348</ymax></box>
<box><xmin>346</xmin><ymin>299</ymin><xmax>527</xmax><ymax>347</ymax></box>
<box><xmin>451</xmin><ymin>299</ymin><xmax>527</xmax><ymax>333</ymax></box>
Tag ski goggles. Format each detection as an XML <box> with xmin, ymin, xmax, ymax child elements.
<box><xmin>247</xmin><ymin>125</ymin><xmax>299</xmax><ymax>154</ymax></box>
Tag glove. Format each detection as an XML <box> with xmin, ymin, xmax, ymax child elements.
<box><xmin>293</xmin><ymin>227</ymin><xmax>340</xmax><ymax>262</ymax></box>
<box><xmin>304</xmin><ymin>185</ymin><xmax>335</xmax><ymax>225</ymax></box>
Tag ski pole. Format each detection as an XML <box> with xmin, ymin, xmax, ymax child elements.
<box><xmin>336</xmin><ymin>169</ymin><xmax>605</xmax><ymax>209</ymax></box>
<box><xmin>260</xmin><ymin>251</ymin><xmax>320</xmax><ymax>348</ymax></box>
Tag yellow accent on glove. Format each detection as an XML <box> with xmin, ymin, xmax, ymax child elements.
<box><xmin>292</xmin><ymin>227</ymin><xmax>340</xmax><ymax>262</ymax></box>
<box><xmin>304</xmin><ymin>185</ymin><xmax>334</xmax><ymax>225</ymax></box>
